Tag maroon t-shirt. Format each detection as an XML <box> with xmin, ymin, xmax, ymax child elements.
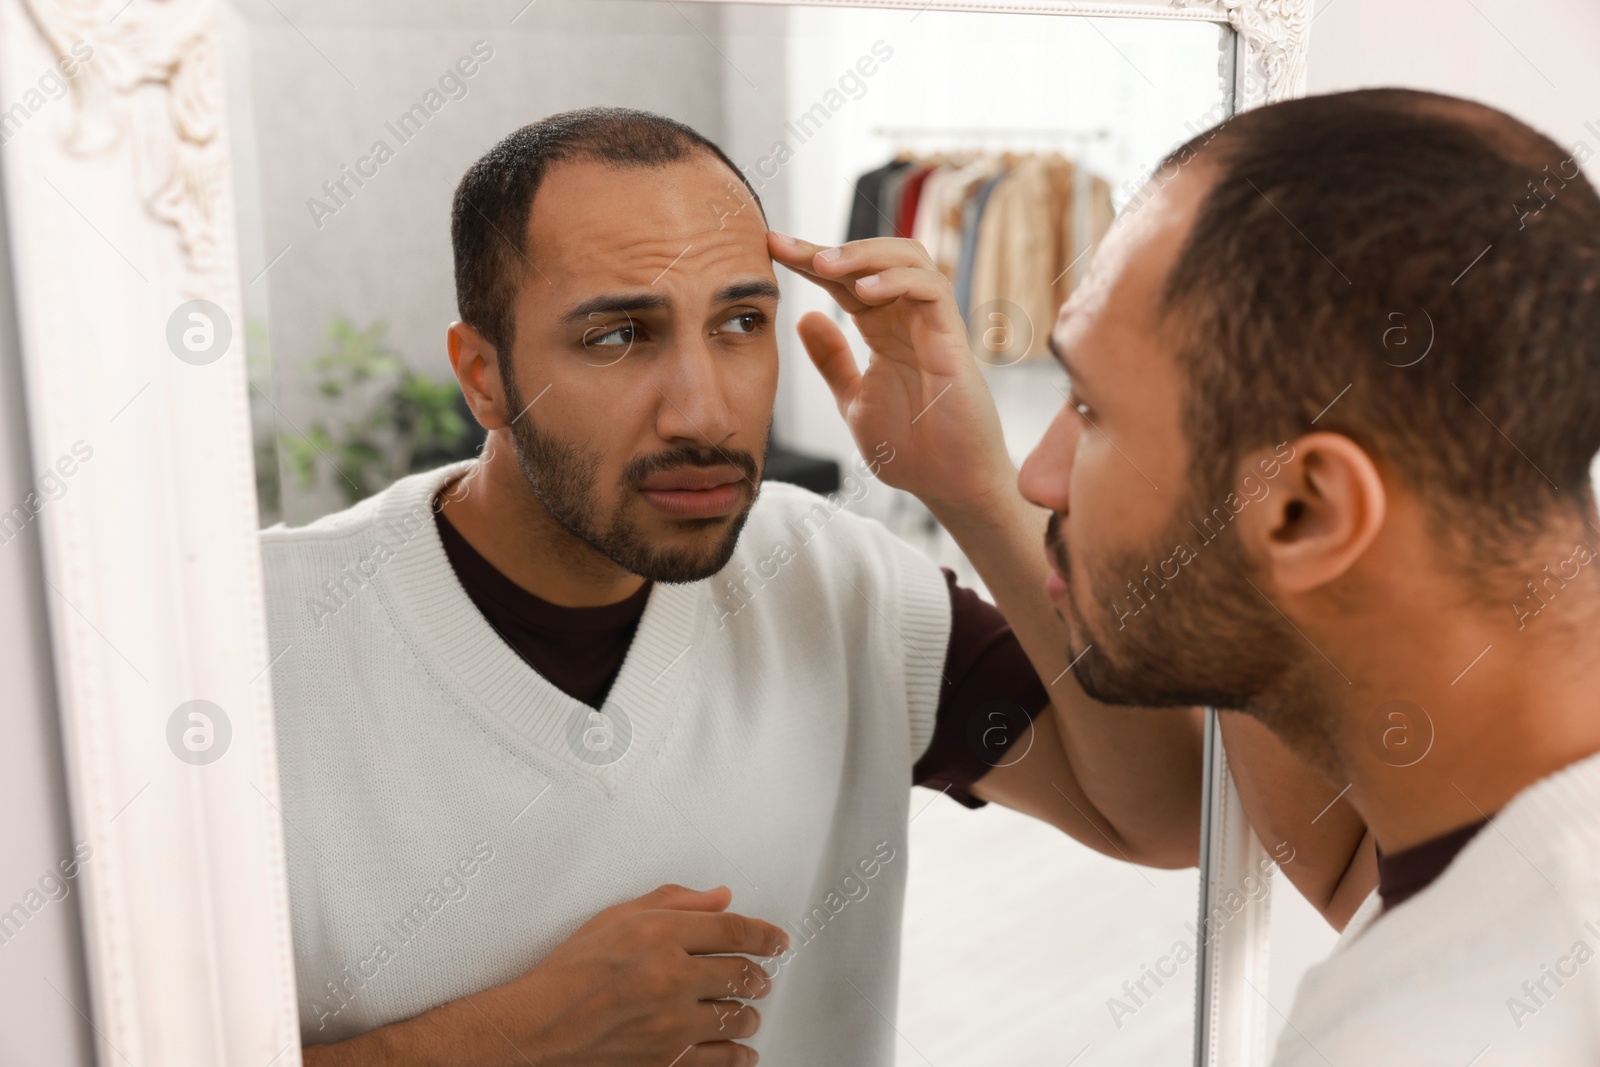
<box><xmin>1375</xmin><ymin>818</ymin><xmax>1490</xmax><ymax>911</ymax></box>
<box><xmin>433</xmin><ymin>504</ymin><xmax>1049</xmax><ymax>808</ymax></box>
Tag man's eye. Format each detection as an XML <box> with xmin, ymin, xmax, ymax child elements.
<box><xmin>718</xmin><ymin>311</ymin><xmax>765</xmax><ymax>335</ymax></box>
<box><xmin>586</xmin><ymin>323</ymin><xmax>635</xmax><ymax>347</ymax></box>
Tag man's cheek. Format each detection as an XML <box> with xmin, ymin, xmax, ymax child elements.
<box><xmin>1061</xmin><ymin>517</ymin><xmax>1105</xmax><ymax>611</ymax></box>
<box><xmin>1070</xmin><ymin>565</ymin><xmax>1121</xmax><ymax>641</ymax></box>
<box><xmin>734</xmin><ymin>351</ymin><xmax>780</xmax><ymax>430</ymax></box>
<box><xmin>729</xmin><ymin>384</ymin><xmax>778</xmax><ymax>462</ymax></box>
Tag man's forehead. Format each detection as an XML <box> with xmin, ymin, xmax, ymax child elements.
<box><xmin>529</xmin><ymin>155</ymin><xmax>769</xmax><ymax>277</ymax></box>
<box><xmin>1053</xmin><ymin>167</ymin><xmax>1211</xmax><ymax>353</ymax></box>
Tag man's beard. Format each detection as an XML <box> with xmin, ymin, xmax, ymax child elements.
<box><xmin>1046</xmin><ymin>475</ymin><xmax>1335</xmax><ymax>748</ymax></box>
<box><xmin>503</xmin><ymin>374</ymin><xmax>764</xmax><ymax>583</ymax></box>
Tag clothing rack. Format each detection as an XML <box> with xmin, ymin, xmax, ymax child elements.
<box><xmin>866</xmin><ymin>126</ymin><xmax>1110</xmax><ymax>304</ymax></box>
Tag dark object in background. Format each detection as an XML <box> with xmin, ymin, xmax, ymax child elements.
<box><xmin>412</xmin><ymin>390</ymin><xmax>488</xmax><ymax>470</ymax></box>
<box><xmin>764</xmin><ymin>443</ymin><xmax>841</xmax><ymax>495</ymax></box>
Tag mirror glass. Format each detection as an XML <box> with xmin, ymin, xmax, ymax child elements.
<box><xmin>222</xmin><ymin>2</ymin><xmax>1232</xmax><ymax>1063</ymax></box>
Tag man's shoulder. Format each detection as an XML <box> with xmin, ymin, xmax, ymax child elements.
<box><xmin>743</xmin><ymin>465</ymin><xmax>911</xmax><ymax>539</ymax></box>
<box><xmin>1275</xmin><ymin>755</ymin><xmax>1600</xmax><ymax>1066</ymax></box>
<box><xmin>259</xmin><ymin>494</ymin><xmax>386</xmax><ymax>555</ymax></box>
<box><xmin>737</xmin><ymin>476</ymin><xmax>929</xmax><ymax>581</ymax></box>
<box><xmin>256</xmin><ymin>463</ymin><xmax>469</xmax><ymax>627</ymax></box>
<box><xmin>718</xmin><ymin>476</ymin><xmax>952</xmax><ymax>650</ymax></box>
<box><xmin>1277</xmin><ymin>889</ymin><xmax>1600</xmax><ymax>1066</ymax></box>
<box><xmin>259</xmin><ymin>463</ymin><xmax>463</xmax><ymax>564</ymax></box>
<box><xmin>1336</xmin><ymin>768</ymin><xmax>1600</xmax><ymax>964</ymax></box>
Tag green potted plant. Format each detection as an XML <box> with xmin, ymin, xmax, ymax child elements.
<box><xmin>277</xmin><ymin>317</ymin><xmax>484</xmax><ymax>507</ymax></box>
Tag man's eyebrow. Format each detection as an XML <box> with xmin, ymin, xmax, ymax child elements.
<box><xmin>561</xmin><ymin>291</ymin><xmax>670</xmax><ymax>325</ymax></box>
<box><xmin>558</xmin><ymin>279</ymin><xmax>779</xmax><ymax>326</ymax></box>
<box><xmin>714</xmin><ymin>278</ymin><xmax>781</xmax><ymax>305</ymax></box>
<box><xmin>1046</xmin><ymin>334</ymin><xmax>1085</xmax><ymax>384</ymax></box>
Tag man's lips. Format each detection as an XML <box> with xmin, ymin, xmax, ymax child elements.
<box><xmin>637</xmin><ymin>465</ymin><xmax>746</xmax><ymax>519</ymax></box>
<box><xmin>638</xmin><ymin>466</ymin><xmax>744</xmax><ymax>492</ymax></box>
<box><xmin>1042</xmin><ymin>513</ymin><xmax>1071</xmax><ymax>601</ymax></box>
<box><xmin>1043</xmin><ymin>536</ymin><xmax>1072</xmax><ymax>600</ymax></box>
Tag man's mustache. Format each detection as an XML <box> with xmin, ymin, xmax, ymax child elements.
<box><xmin>622</xmin><ymin>446</ymin><xmax>760</xmax><ymax>487</ymax></box>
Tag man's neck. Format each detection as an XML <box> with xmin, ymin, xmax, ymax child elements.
<box><xmin>1327</xmin><ymin>599</ymin><xmax>1600</xmax><ymax>854</ymax></box>
<box><xmin>436</xmin><ymin>445</ymin><xmax>646</xmax><ymax>609</ymax></box>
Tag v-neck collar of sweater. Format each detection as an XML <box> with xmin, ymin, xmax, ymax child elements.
<box><xmin>1337</xmin><ymin>746</ymin><xmax>1600</xmax><ymax>946</ymax></box>
<box><xmin>431</xmin><ymin>503</ymin><xmax>654</xmax><ymax>635</ymax></box>
<box><xmin>373</xmin><ymin>460</ymin><xmax>706</xmax><ymax>790</ymax></box>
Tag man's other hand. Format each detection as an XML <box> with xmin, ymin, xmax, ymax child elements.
<box><xmin>302</xmin><ymin>883</ymin><xmax>787</xmax><ymax>1067</ymax></box>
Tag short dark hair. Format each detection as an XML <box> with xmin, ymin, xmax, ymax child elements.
<box><xmin>451</xmin><ymin>107</ymin><xmax>764</xmax><ymax>370</ymax></box>
<box><xmin>1159</xmin><ymin>88</ymin><xmax>1600</xmax><ymax>570</ymax></box>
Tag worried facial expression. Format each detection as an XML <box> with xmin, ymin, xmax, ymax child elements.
<box><xmin>1017</xmin><ymin>167</ymin><xmax>1302</xmax><ymax>714</ymax></box>
<box><xmin>503</xmin><ymin>153</ymin><xmax>780</xmax><ymax>583</ymax></box>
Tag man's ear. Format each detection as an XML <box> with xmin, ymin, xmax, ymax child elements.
<box><xmin>447</xmin><ymin>321</ymin><xmax>508</xmax><ymax>431</ymax></box>
<box><xmin>1237</xmin><ymin>433</ymin><xmax>1387</xmax><ymax>594</ymax></box>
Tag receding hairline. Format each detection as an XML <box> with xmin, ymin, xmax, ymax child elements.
<box><xmin>525</xmin><ymin>145</ymin><xmax>766</xmax><ymax>226</ymax></box>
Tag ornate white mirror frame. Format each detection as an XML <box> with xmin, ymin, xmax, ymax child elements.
<box><xmin>0</xmin><ymin>0</ymin><xmax>1310</xmax><ymax>1063</ymax></box>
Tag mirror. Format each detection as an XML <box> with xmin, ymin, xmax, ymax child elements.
<box><xmin>220</xmin><ymin>1</ymin><xmax>1234</xmax><ymax>1062</ymax></box>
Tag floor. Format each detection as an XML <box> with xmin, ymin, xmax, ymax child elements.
<box><xmin>894</xmin><ymin>791</ymin><xmax>1199</xmax><ymax>1067</ymax></box>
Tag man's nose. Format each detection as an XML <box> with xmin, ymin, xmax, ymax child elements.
<box><xmin>655</xmin><ymin>336</ymin><xmax>739</xmax><ymax>448</ymax></box>
<box><xmin>1018</xmin><ymin>403</ymin><xmax>1080</xmax><ymax>516</ymax></box>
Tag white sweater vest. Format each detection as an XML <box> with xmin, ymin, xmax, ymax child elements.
<box><xmin>261</xmin><ymin>460</ymin><xmax>952</xmax><ymax>1062</ymax></box>
<box><xmin>1273</xmin><ymin>748</ymin><xmax>1600</xmax><ymax>1066</ymax></box>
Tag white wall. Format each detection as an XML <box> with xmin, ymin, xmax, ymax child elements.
<box><xmin>1308</xmin><ymin>0</ymin><xmax>1600</xmax><ymax>180</ymax></box>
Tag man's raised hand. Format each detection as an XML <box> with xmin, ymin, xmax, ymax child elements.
<box><xmin>766</xmin><ymin>231</ymin><xmax>1015</xmax><ymax>513</ymax></box>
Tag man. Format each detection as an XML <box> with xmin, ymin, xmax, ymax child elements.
<box><xmin>266</xmin><ymin>107</ymin><xmax>1233</xmax><ymax>1066</ymax></box>
<box><xmin>782</xmin><ymin>89</ymin><xmax>1600</xmax><ymax>1064</ymax></box>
